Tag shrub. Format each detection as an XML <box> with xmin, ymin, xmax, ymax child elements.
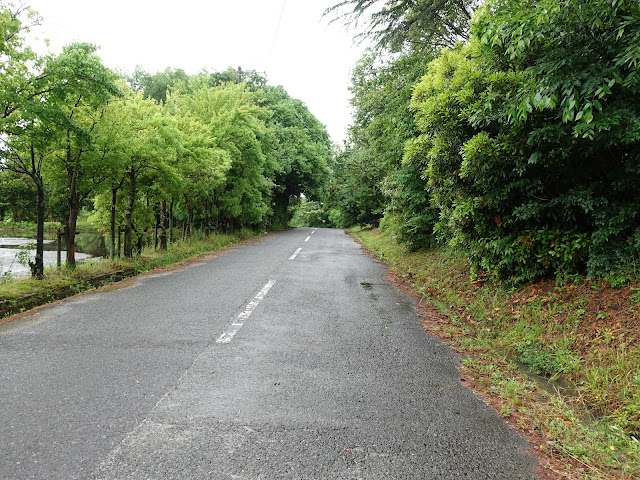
<box><xmin>409</xmin><ymin>0</ymin><xmax>640</xmax><ymax>282</ymax></box>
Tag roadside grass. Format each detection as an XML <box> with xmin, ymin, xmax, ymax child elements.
<box><xmin>349</xmin><ymin>226</ymin><xmax>640</xmax><ymax>480</ymax></box>
<box><xmin>0</xmin><ymin>230</ymin><xmax>255</xmax><ymax>317</ymax></box>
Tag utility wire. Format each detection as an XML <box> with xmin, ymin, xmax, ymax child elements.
<box><xmin>292</xmin><ymin>109</ymin><xmax>327</xmax><ymax>144</ymax></box>
<box><xmin>266</xmin><ymin>0</ymin><xmax>288</xmax><ymax>74</ymax></box>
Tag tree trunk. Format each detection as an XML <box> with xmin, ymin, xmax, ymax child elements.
<box><xmin>184</xmin><ymin>195</ymin><xmax>194</xmax><ymax>239</ymax></box>
<box><xmin>169</xmin><ymin>201</ymin><xmax>174</xmax><ymax>245</ymax></box>
<box><xmin>65</xmin><ymin>141</ymin><xmax>79</xmax><ymax>268</ymax></box>
<box><xmin>124</xmin><ymin>167</ymin><xmax>136</xmax><ymax>258</ymax></box>
<box><xmin>110</xmin><ymin>186</ymin><xmax>117</xmax><ymax>260</ymax></box>
<box><xmin>65</xmin><ymin>198</ymin><xmax>78</xmax><ymax>268</ymax></box>
<box><xmin>33</xmin><ymin>177</ymin><xmax>45</xmax><ymax>279</ymax></box>
<box><xmin>57</xmin><ymin>230</ymin><xmax>63</xmax><ymax>269</ymax></box>
<box><xmin>203</xmin><ymin>198</ymin><xmax>211</xmax><ymax>237</ymax></box>
<box><xmin>160</xmin><ymin>200</ymin><xmax>167</xmax><ymax>250</ymax></box>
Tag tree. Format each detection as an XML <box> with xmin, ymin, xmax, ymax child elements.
<box><xmin>129</xmin><ymin>66</ymin><xmax>190</xmax><ymax>104</ymax></box>
<box><xmin>44</xmin><ymin>43</ymin><xmax>121</xmax><ymax>267</ymax></box>
<box><xmin>0</xmin><ymin>153</ymin><xmax>37</xmax><ymax>221</ymax></box>
<box><xmin>1</xmin><ymin>80</ymin><xmax>64</xmax><ymax>277</ymax></box>
<box><xmin>0</xmin><ymin>2</ymin><xmax>44</xmax><ymax>132</ymax></box>
<box><xmin>177</xmin><ymin>83</ymin><xmax>276</xmax><ymax>232</ymax></box>
<box><xmin>406</xmin><ymin>0</ymin><xmax>640</xmax><ymax>281</ymax></box>
<box><xmin>329</xmin><ymin>48</ymin><xmax>437</xmax><ymax>239</ymax></box>
<box><xmin>0</xmin><ymin>3</ymin><xmax>53</xmax><ymax>277</ymax></box>
<box><xmin>87</xmin><ymin>89</ymin><xmax>131</xmax><ymax>259</ymax></box>
<box><xmin>325</xmin><ymin>0</ymin><xmax>478</xmax><ymax>52</ymax></box>
<box><xmin>165</xmin><ymin>91</ymin><xmax>232</xmax><ymax>238</ymax></box>
<box><xmin>259</xmin><ymin>85</ymin><xmax>331</xmax><ymax>229</ymax></box>
<box><xmin>113</xmin><ymin>93</ymin><xmax>176</xmax><ymax>257</ymax></box>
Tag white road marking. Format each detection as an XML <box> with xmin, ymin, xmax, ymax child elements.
<box><xmin>216</xmin><ymin>279</ymin><xmax>276</xmax><ymax>344</ymax></box>
<box><xmin>312</xmin><ymin>229</ymin><xmax>317</xmax><ymax>234</ymax></box>
<box><xmin>304</xmin><ymin>236</ymin><xmax>311</xmax><ymax>242</ymax></box>
<box><xmin>289</xmin><ymin>248</ymin><xmax>302</xmax><ymax>260</ymax></box>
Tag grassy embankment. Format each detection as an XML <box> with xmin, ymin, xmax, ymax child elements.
<box><xmin>350</xmin><ymin>226</ymin><xmax>639</xmax><ymax>480</ymax></box>
<box><xmin>0</xmin><ymin>221</ymin><xmax>255</xmax><ymax>318</ymax></box>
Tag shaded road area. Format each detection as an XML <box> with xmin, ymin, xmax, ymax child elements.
<box><xmin>0</xmin><ymin>228</ymin><xmax>538</xmax><ymax>479</ymax></box>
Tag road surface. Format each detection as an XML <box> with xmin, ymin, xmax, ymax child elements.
<box><xmin>0</xmin><ymin>228</ymin><xmax>538</xmax><ymax>479</ymax></box>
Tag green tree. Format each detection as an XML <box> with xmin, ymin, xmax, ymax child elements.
<box><xmin>88</xmin><ymin>88</ymin><xmax>133</xmax><ymax>258</ymax></box>
<box><xmin>116</xmin><ymin>93</ymin><xmax>177</xmax><ymax>257</ymax></box>
<box><xmin>178</xmin><ymin>83</ymin><xmax>276</xmax><ymax>231</ymax></box>
<box><xmin>407</xmin><ymin>0</ymin><xmax>640</xmax><ymax>281</ymax></box>
<box><xmin>1</xmin><ymin>97</ymin><xmax>58</xmax><ymax>277</ymax></box>
<box><xmin>0</xmin><ymin>2</ymin><xmax>44</xmax><ymax>132</ymax></box>
<box><xmin>330</xmin><ymin>48</ymin><xmax>436</xmax><ymax>239</ymax></box>
<box><xmin>166</xmin><ymin>91</ymin><xmax>232</xmax><ymax>238</ymax></box>
<box><xmin>259</xmin><ymin>85</ymin><xmax>331</xmax><ymax>229</ymax></box>
<box><xmin>44</xmin><ymin>43</ymin><xmax>121</xmax><ymax>267</ymax></box>
<box><xmin>326</xmin><ymin>0</ymin><xmax>477</xmax><ymax>51</ymax></box>
<box><xmin>129</xmin><ymin>66</ymin><xmax>190</xmax><ymax>104</ymax></box>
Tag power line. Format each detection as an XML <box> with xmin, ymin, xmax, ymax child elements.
<box><xmin>267</xmin><ymin>0</ymin><xmax>288</xmax><ymax>72</ymax></box>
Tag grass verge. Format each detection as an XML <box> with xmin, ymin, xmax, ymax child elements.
<box><xmin>349</xmin><ymin>226</ymin><xmax>639</xmax><ymax>480</ymax></box>
<box><xmin>0</xmin><ymin>230</ymin><xmax>255</xmax><ymax>319</ymax></box>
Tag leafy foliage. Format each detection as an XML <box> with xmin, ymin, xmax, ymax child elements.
<box><xmin>325</xmin><ymin>0</ymin><xmax>478</xmax><ymax>52</ymax></box>
<box><xmin>331</xmin><ymin>0</ymin><xmax>640</xmax><ymax>283</ymax></box>
<box><xmin>0</xmin><ymin>3</ymin><xmax>331</xmax><ymax>272</ymax></box>
<box><xmin>331</xmin><ymin>48</ymin><xmax>437</xmax><ymax>237</ymax></box>
<box><xmin>259</xmin><ymin>86</ymin><xmax>331</xmax><ymax>229</ymax></box>
<box><xmin>406</xmin><ymin>0</ymin><xmax>640</xmax><ymax>281</ymax></box>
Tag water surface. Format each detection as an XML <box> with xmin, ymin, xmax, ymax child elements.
<box><xmin>0</xmin><ymin>234</ymin><xmax>107</xmax><ymax>278</ymax></box>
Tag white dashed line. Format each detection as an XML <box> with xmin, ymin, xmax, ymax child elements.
<box><xmin>289</xmin><ymin>248</ymin><xmax>302</xmax><ymax>260</ymax></box>
<box><xmin>304</xmin><ymin>236</ymin><xmax>311</xmax><ymax>242</ymax></box>
<box><xmin>311</xmin><ymin>229</ymin><xmax>317</xmax><ymax>234</ymax></box>
<box><xmin>216</xmin><ymin>279</ymin><xmax>276</xmax><ymax>344</ymax></box>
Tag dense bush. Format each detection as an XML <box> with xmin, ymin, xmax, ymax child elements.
<box><xmin>407</xmin><ymin>0</ymin><xmax>640</xmax><ymax>282</ymax></box>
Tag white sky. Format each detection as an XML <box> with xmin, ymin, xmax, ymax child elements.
<box><xmin>26</xmin><ymin>0</ymin><xmax>369</xmax><ymax>145</ymax></box>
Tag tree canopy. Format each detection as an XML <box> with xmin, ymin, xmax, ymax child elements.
<box><xmin>329</xmin><ymin>0</ymin><xmax>640</xmax><ymax>282</ymax></box>
<box><xmin>0</xmin><ymin>2</ymin><xmax>332</xmax><ymax>275</ymax></box>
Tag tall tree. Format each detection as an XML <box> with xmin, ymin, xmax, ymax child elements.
<box><xmin>1</xmin><ymin>114</ymin><xmax>57</xmax><ymax>277</ymax></box>
<box><xmin>0</xmin><ymin>2</ymin><xmax>52</xmax><ymax>276</ymax></box>
<box><xmin>112</xmin><ymin>93</ymin><xmax>176</xmax><ymax>257</ymax></box>
<box><xmin>259</xmin><ymin>85</ymin><xmax>331</xmax><ymax>229</ymax></box>
<box><xmin>325</xmin><ymin>0</ymin><xmax>478</xmax><ymax>52</ymax></box>
<box><xmin>178</xmin><ymin>83</ymin><xmax>276</xmax><ymax>231</ymax></box>
<box><xmin>165</xmin><ymin>93</ymin><xmax>232</xmax><ymax>238</ymax></box>
<box><xmin>45</xmin><ymin>43</ymin><xmax>121</xmax><ymax>267</ymax></box>
<box><xmin>0</xmin><ymin>2</ymin><xmax>44</xmax><ymax>132</ymax></box>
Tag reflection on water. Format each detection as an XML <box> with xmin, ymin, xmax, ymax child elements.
<box><xmin>0</xmin><ymin>233</ymin><xmax>108</xmax><ymax>277</ymax></box>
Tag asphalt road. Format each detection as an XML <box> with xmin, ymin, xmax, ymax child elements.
<box><xmin>0</xmin><ymin>228</ymin><xmax>539</xmax><ymax>479</ymax></box>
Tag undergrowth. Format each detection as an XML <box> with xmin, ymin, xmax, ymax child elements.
<box><xmin>350</xmin><ymin>226</ymin><xmax>639</xmax><ymax>480</ymax></box>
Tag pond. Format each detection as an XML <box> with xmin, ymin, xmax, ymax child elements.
<box><xmin>0</xmin><ymin>233</ymin><xmax>108</xmax><ymax>278</ymax></box>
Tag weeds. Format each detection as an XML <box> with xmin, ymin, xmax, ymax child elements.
<box><xmin>350</xmin><ymin>226</ymin><xmax>640</xmax><ymax>479</ymax></box>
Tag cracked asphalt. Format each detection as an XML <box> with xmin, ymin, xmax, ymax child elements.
<box><xmin>0</xmin><ymin>228</ymin><xmax>539</xmax><ymax>479</ymax></box>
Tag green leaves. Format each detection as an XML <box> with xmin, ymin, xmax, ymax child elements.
<box><xmin>402</xmin><ymin>0</ymin><xmax>640</xmax><ymax>281</ymax></box>
<box><xmin>1</xmin><ymin>1</ymin><xmax>331</xmax><ymax>242</ymax></box>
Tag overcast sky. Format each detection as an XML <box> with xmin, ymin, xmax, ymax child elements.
<box><xmin>26</xmin><ymin>0</ymin><xmax>369</xmax><ymax>145</ymax></box>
